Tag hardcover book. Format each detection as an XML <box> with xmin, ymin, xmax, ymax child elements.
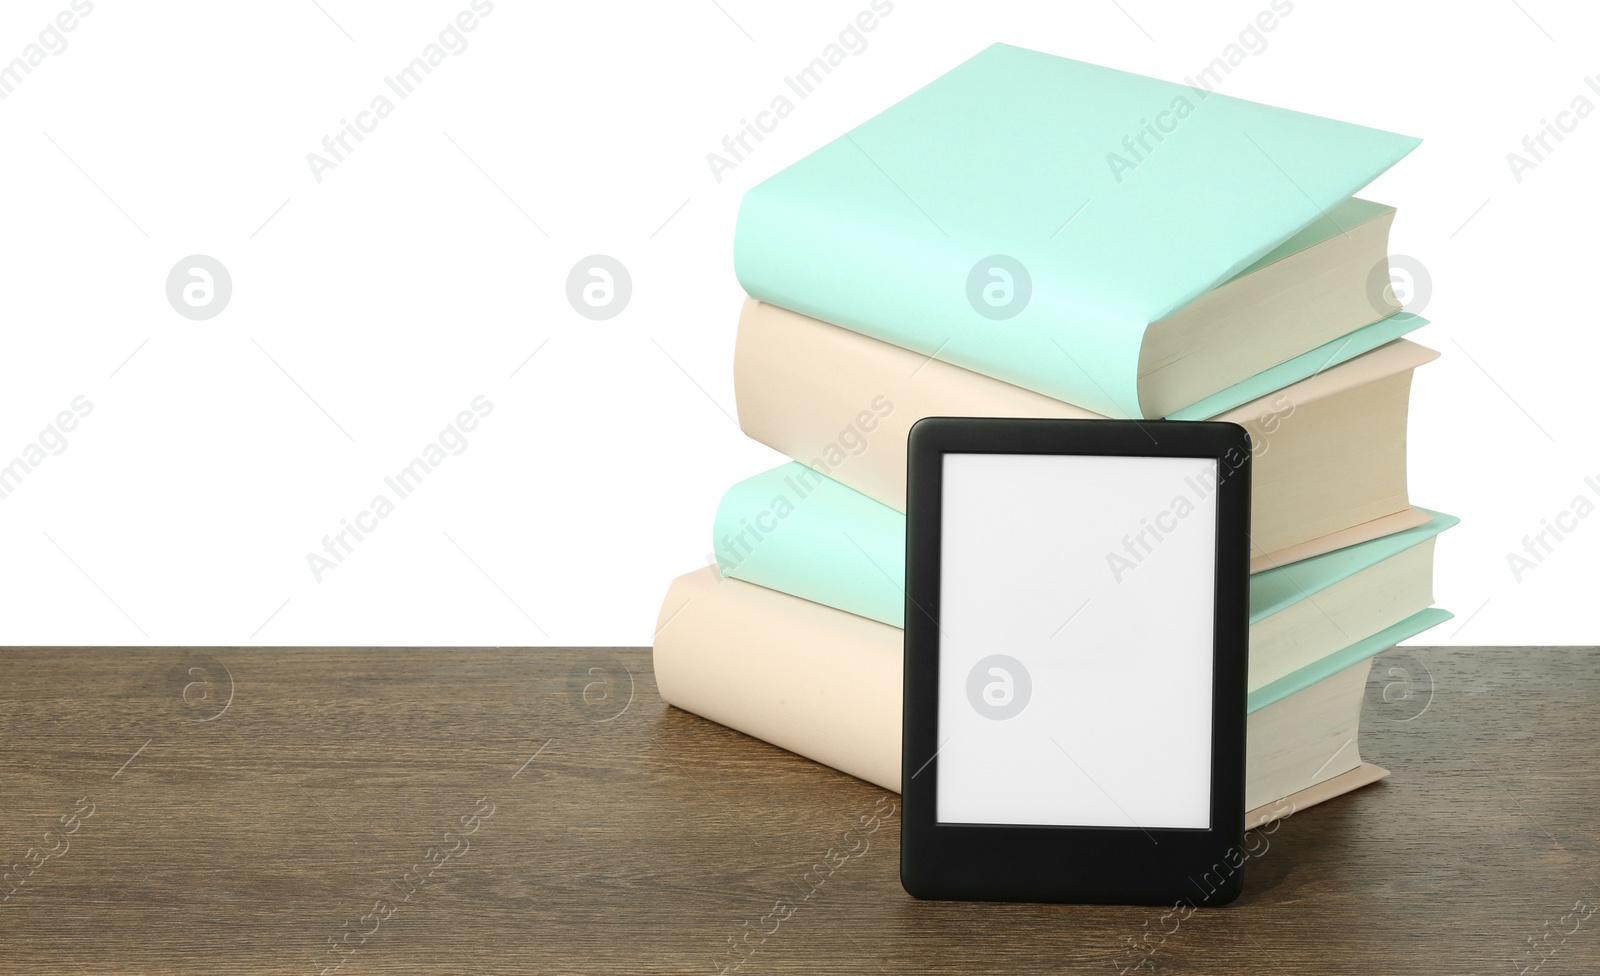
<box><xmin>653</xmin><ymin>567</ymin><xmax>1449</xmax><ymax>814</ymax></box>
<box><xmin>734</xmin><ymin>297</ymin><xmax>1437</xmax><ymax>560</ymax></box>
<box><xmin>713</xmin><ymin>463</ymin><xmax>1456</xmax><ymax>694</ymax></box>
<box><xmin>734</xmin><ymin>43</ymin><xmax>1422</xmax><ymax>418</ymax></box>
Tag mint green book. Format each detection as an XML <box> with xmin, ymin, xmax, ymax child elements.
<box><xmin>715</xmin><ymin>462</ymin><xmax>1456</xmax><ymax>691</ymax></box>
<box><xmin>734</xmin><ymin>43</ymin><xmax>1422</xmax><ymax>419</ymax></box>
<box><xmin>1245</xmin><ymin>607</ymin><xmax>1451</xmax><ymax>713</ymax></box>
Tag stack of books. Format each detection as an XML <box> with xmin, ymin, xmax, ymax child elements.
<box><xmin>654</xmin><ymin>44</ymin><xmax>1454</xmax><ymax>827</ymax></box>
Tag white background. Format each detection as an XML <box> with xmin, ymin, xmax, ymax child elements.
<box><xmin>0</xmin><ymin>0</ymin><xmax>1594</xmax><ymax>647</ymax></box>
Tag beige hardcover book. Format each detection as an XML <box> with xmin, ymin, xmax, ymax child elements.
<box><xmin>1245</xmin><ymin>762</ymin><xmax>1390</xmax><ymax>831</ymax></box>
<box><xmin>734</xmin><ymin>298</ymin><xmax>1437</xmax><ymax>564</ymax></box>
<box><xmin>1251</xmin><ymin>508</ymin><xmax>1430</xmax><ymax>573</ymax></box>
<box><xmin>655</xmin><ymin>567</ymin><xmax>1389</xmax><ymax>825</ymax></box>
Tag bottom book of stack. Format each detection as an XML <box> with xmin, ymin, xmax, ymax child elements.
<box><xmin>654</xmin><ymin>565</ymin><xmax>1452</xmax><ymax>830</ymax></box>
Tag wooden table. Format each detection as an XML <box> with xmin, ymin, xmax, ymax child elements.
<box><xmin>1</xmin><ymin>646</ymin><xmax>1596</xmax><ymax>975</ymax></box>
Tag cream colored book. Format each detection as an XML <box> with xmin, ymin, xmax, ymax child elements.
<box><xmin>733</xmin><ymin>298</ymin><xmax>1437</xmax><ymax>563</ymax></box>
<box><xmin>1245</xmin><ymin>763</ymin><xmax>1390</xmax><ymax>831</ymax></box>
<box><xmin>655</xmin><ymin>567</ymin><xmax>1419</xmax><ymax>822</ymax></box>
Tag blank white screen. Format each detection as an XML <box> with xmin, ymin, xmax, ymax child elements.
<box><xmin>935</xmin><ymin>453</ymin><xmax>1218</xmax><ymax>829</ymax></box>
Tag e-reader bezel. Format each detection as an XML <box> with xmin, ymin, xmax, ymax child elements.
<box><xmin>900</xmin><ymin>417</ymin><xmax>1252</xmax><ymax>905</ymax></box>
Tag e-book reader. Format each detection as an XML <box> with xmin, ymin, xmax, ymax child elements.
<box><xmin>900</xmin><ymin>417</ymin><xmax>1251</xmax><ymax>905</ymax></box>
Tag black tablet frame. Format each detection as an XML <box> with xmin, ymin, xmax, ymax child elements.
<box><xmin>900</xmin><ymin>417</ymin><xmax>1252</xmax><ymax>905</ymax></box>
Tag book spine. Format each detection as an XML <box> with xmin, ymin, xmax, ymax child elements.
<box><xmin>713</xmin><ymin>463</ymin><xmax>908</xmax><ymax>628</ymax></box>
<box><xmin>653</xmin><ymin>566</ymin><xmax>905</xmax><ymax>792</ymax></box>
<box><xmin>732</xmin><ymin>297</ymin><xmax>1096</xmax><ymax>513</ymax></box>
<box><xmin>732</xmin><ymin>177</ymin><xmax>1148</xmax><ymax>418</ymax></box>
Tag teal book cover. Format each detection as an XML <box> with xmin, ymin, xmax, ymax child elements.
<box><xmin>734</xmin><ymin>43</ymin><xmax>1421</xmax><ymax>418</ymax></box>
<box><xmin>1245</xmin><ymin>608</ymin><xmax>1452</xmax><ymax>713</ymax></box>
<box><xmin>714</xmin><ymin>461</ymin><xmax>1456</xmax><ymax>632</ymax></box>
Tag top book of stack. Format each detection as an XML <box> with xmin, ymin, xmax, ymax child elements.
<box><xmin>733</xmin><ymin>43</ymin><xmax>1422</xmax><ymax>419</ymax></box>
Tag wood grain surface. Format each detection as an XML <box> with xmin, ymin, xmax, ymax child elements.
<box><xmin>0</xmin><ymin>646</ymin><xmax>1596</xmax><ymax>975</ymax></box>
